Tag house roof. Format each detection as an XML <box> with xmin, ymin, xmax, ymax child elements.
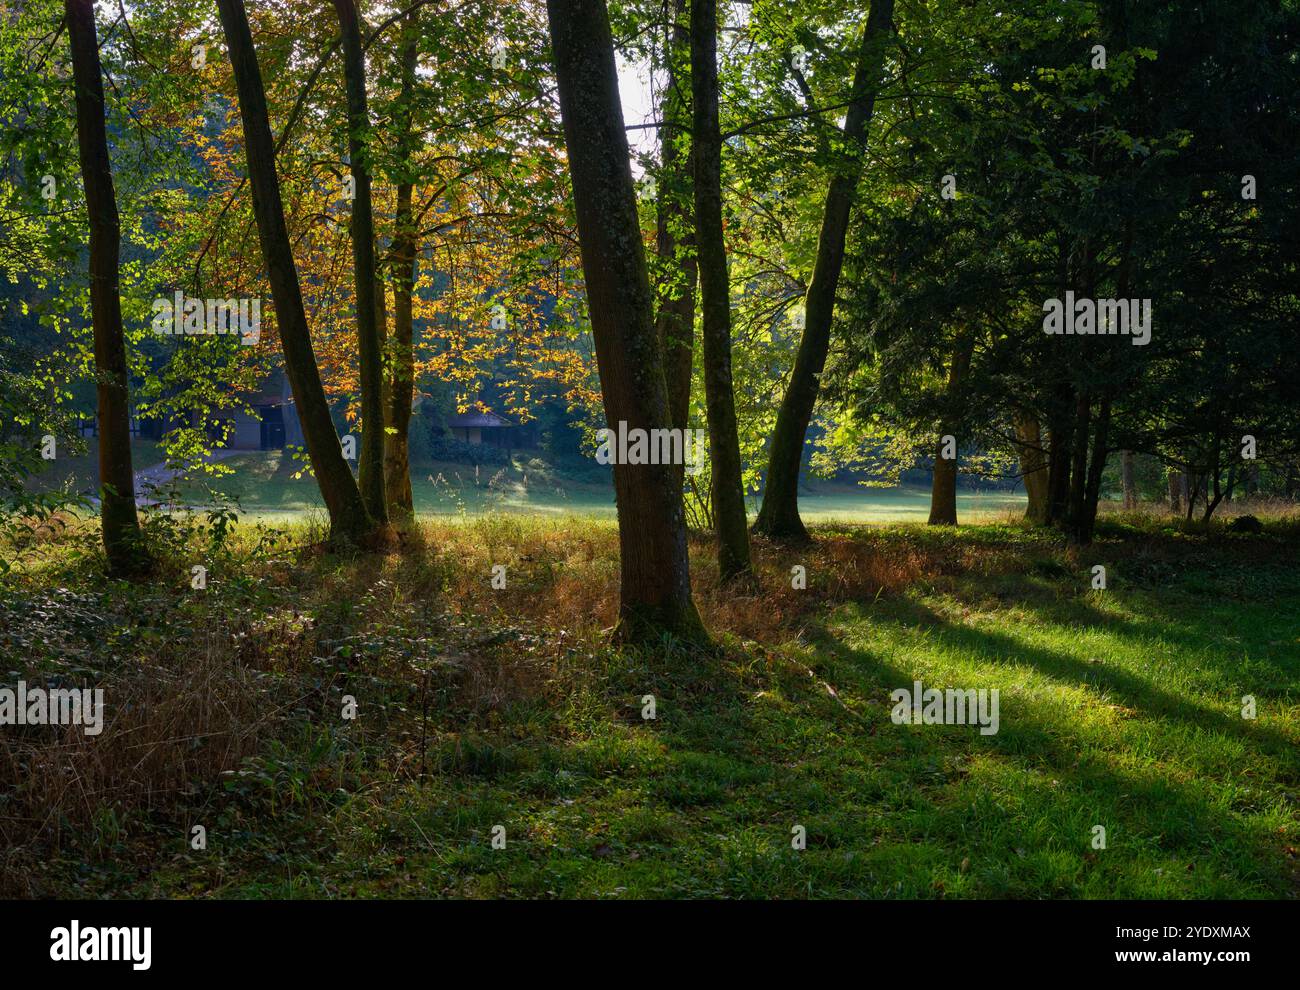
<box><xmin>447</xmin><ymin>410</ymin><xmax>513</xmax><ymax>428</ymax></box>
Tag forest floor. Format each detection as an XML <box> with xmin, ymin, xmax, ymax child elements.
<box><xmin>1</xmin><ymin>507</ymin><xmax>1297</xmax><ymax>898</ymax></box>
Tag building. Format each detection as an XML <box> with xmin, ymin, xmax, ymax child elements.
<box><xmin>447</xmin><ymin>410</ymin><xmax>516</xmax><ymax>449</ymax></box>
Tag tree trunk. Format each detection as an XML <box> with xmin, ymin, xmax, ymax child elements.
<box><xmin>333</xmin><ymin>0</ymin><xmax>388</xmax><ymax>528</ymax></box>
<box><xmin>216</xmin><ymin>0</ymin><xmax>373</xmax><ymax>546</ymax></box>
<box><xmin>1121</xmin><ymin>449</ymin><xmax>1136</xmax><ymax>509</ymax></box>
<box><xmin>927</xmin><ymin>335</ymin><xmax>973</xmax><ymax>526</ymax></box>
<box><xmin>384</xmin><ymin>11</ymin><xmax>419</xmax><ymax>519</ymax></box>
<box><xmin>752</xmin><ymin>0</ymin><xmax>895</xmax><ymax>541</ymax></box>
<box><xmin>1067</xmin><ymin>390</ymin><xmax>1091</xmax><ymax>537</ymax></box>
<box><xmin>1185</xmin><ymin>471</ymin><xmax>1199</xmax><ymax>522</ymax></box>
<box><xmin>65</xmin><ymin>0</ymin><xmax>150</xmax><ymax>577</ymax></box>
<box><xmin>1012</xmin><ymin>411</ymin><xmax>1049</xmax><ymax>524</ymax></box>
<box><xmin>1167</xmin><ymin>468</ymin><xmax>1182</xmax><ymax>514</ymax></box>
<box><xmin>654</xmin><ymin>0</ymin><xmax>695</xmax><ymax>437</ymax></box>
<box><xmin>690</xmin><ymin>0</ymin><xmax>751</xmax><ymax>582</ymax></box>
<box><xmin>1076</xmin><ymin>394</ymin><xmax>1112</xmax><ymax>545</ymax></box>
<box><xmin>1044</xmin><ymin>388</ymin><xmax>1074</xmax><ymax>526</ymax></box>
<box><xmin>546</xmin><ymin>0</ymin><xmax>708</xmax><ymax>644</ymax></box>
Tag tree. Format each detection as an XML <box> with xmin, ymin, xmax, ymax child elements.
<box><xmin>690</xmin><ymin>0</ymin><xmax>751</xmax><ymax>581</ymax></box>
<box><xmin>652</xmin><ymin>0</ymin><xmax>695</xmax><ymax>437</ymax></box>
<box><xmin>215</xmin><ymin>0</ymin><xmax>374</xmax><ymax>546</ymax></box>
<box><xmin>64</xmin><ymin>0</ymin><xmax>150</xmax><ymax>577</ymax></box>
<box><xmin>545</xmin><ymin>0</ymin><xmax>708</xmax><ymax>644</ymax></box>
<box><xmin>382</xmin><ymin>9</ymin><xmax>420</xmax><ymax>519</ymax></box>
<box><xmin>752</xmin><ymin>0</ymin><xmax>896</xmax><ymax>541</ymax></box>
<box><xmin>332</xmin><ymin>0</ymin><xmax>388</xmax><ymax>528</ymax></box>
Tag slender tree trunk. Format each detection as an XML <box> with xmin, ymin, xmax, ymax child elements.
<box><xmin>1076</xmin><ymin>394</ymin><xmax>1112</xmax><ymax>544</ymax></box>
<box><xmin>655</xmin><ymin>0</ymin><xmax>695</xmax><ymax>437</ymax></box>
<box><xmin>546</xmin><ymin>0</ymin><xmax>708</xmax><ymax>644</ymax></box>
<box><xmin>1121</xmin><ymin>449</ymin><xmax>1136</xmax><ymax>509</ymax></box>
<box><xmin>1012</xmin><ymin>411</ymin><xmax>1049</xmax><ymax>524</ymax></box>
<box><xmin>65</xmin><ymin>0</ymin><xmax>150</xmax><ymax>577</ymax></box>
<box><xmin>333</xmin><ymin>0</ymin><xmax>388</xmax><ymax>527</ymax></box>
<box><xmin>1067</xmin><ymin>391</ymin><xmax>1092</xmax><ymax>534</ymax></box>
<box><xmin>690</xmin><ymin>0</ymin><xmax>751</xmax><ymax>581</ymax></box>
<box><xmin>927</xmin><ymin>335</ymin><xmax>973</xmax><ymax>526</ymax></box>
<box><xmin>384</xmin><ymin>11</ymin><xmax>419</xmax><ymax>518</ymax></box>
<box><xmin>752</xmin><ymin>0</ymin><xmax>895</xmax><ymax>540</ymax></box>
<box><xmin>216</xmin><ymin>0</ymin><xmax>372</xmax><ymax>545</ymax></box>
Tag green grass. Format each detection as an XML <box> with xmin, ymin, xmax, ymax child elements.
<box><xmin>147</xmin><ymin>449</ymin><xmax>1026</xmax><ymax>525</ymax></box>
<box><xmin>2</xmin><ymin>513</ymin><xmax>1296</xmax><ymax>899</ymax></box>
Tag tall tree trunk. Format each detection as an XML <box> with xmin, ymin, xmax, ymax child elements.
<box><xmin>752</xmin><ymin>0</ymin><xmax>895</xmax><ymax>541</ymax></box>
<box><xmin>333</xmin><ymin>0</ymin><xmax>388</xmax><ymax>527</ymax></box>
<box><xmin>1121</xmin><ymin>449</ymin><xmax>1136</xmax><ymax>509</ymax></box>
<box><xmin>1012</xmin><ymin>411</ymin><xmax>1049</xmax><ymax>524</ymax></box>
<box><xmin>927</xmin><ymin>335</ymin><xmax>973</xmax><ymax>526</ymax></box>
<box><xmin>690</xmin><ymin>0</ymin><xmax>751</xmax><ymax>582</ymax></box>
<box><xmin>1167</xmin><ymin>468</ymin><xmax>1182</xmax><ymax>514</ymax></box>
<box><xmin>654</xmin><ymin>0</ymin><xmax>695</xmax><ymax>437</ymax></box>
<box><xmin>546</xmin><ymin>0</ymin><xmax>708</xmax><ymax>644</ymax></box>
<box><xmin>216</xmin><ymin>0</ymin><xmax>373</xmax><ymax>545</ymax></box>
<box><xmin>65</xmin><ymin>0</ymin><xmax>150</xmax><ymax>577</ymax></box>
<box><xmin>384</xmin><ymin>11</ymin><xmax>419</xmax><ymax>518</ymax></box>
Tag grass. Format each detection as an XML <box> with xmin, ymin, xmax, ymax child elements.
<box><xmin>0</xmin><ymin>505</ymin><xmax>1296</xmax><ymax>899</ymax></box>
<box><xmin>128</xmin><ymin>448</ymin><xmax>1028</xmax><ymax>525</ymax></box>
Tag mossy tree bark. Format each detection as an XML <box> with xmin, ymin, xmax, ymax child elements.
<box><xmin>65</xmin><ymin>0</ymin><xmax>151</xmax><ymax>578</ymax></box>
<box><xmin>690</xmin><ymin>0</ymin><xmax>752</xmax><ymax>582</ymax></box>
<box><xmin>654</xmin><ymin>0</ymin><xmax>695</xmax><ymax>439</ymax></box>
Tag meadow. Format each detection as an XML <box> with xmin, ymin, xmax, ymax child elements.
<box><xmin>2</xmin><ymin>505</ymin><xmax>1295</xmax><ymax>898</ymax></box>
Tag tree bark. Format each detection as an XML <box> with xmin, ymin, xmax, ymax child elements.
<box><xmin>690</xmin><ymin>0</ymin><xmax>752</xmax><ymax>582</ymax></box>
<box><xmin>546</xmin><ymin>0</ymin><xmax>708</xmax><ymax>644</ymax></box>
<box><xmin>927</xmin><ymin>335</ymin><xmax>973</xmax><ymax>526</ymax></box>
<box><xmin>1076</xmin><ymin>394</ymin><xmax>1112</xmax><ymax>544</ymax></box>
<box><xmin>654</xmin><ymin>0</ymin><xmax>695</xmax><ymax>437</ymax></box>
<box><xmin>65</xmin><ymin>0</ymin><xmax>150</xmax><ymax>577</ymax></box>
<box><xmin>1167</xmin><ymin>468</ymin><xmax>1182</xmax><ymax>514</ymax></box>
<box><xmin>384</xmin><ymin>11</ymin><xmax>419</xmax><ymax>519</ymax></box>
<box><xmin>752</xmin><ymin>0</ymin><xmax>895</xmax><ymax>541</ymax></box>
<box><xmin>1044</xmin><ymin>386</ymin><xmax>1074</xmax><ymax>526</ymax></box>
<box><xmin>333</xmin><ymin>0</ymin><xmax>389</xmax><ymax>527</ymax></box>
<box><xmin>216</xmin><ymin>0</ymin><xmax>373</xmax><ymax>545</ymax></box>
<box><xmin>1067</xmin><ymin>390</ymin><xmax>1091</xmax><ymax>536</ymax></box>
<box><xmin>1121</xmin><ymin>449</ymin><xmax>1136</xmax><ymax>509</ymax></box>
<box><xmin>1012</xmin><ymin>411</ymin><xmax>1049</xmax><ymax>524</ymax></box>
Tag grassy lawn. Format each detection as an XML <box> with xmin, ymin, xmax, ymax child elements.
<box><xmin>152</xmin><ymin>449</ymin><xmax>1026</xmax><ymax>525</ymax></box>
<box><xmin>1</xmin><ymin>512</ymin><xmax>1296</xmax><ymax>898</ymax></box>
